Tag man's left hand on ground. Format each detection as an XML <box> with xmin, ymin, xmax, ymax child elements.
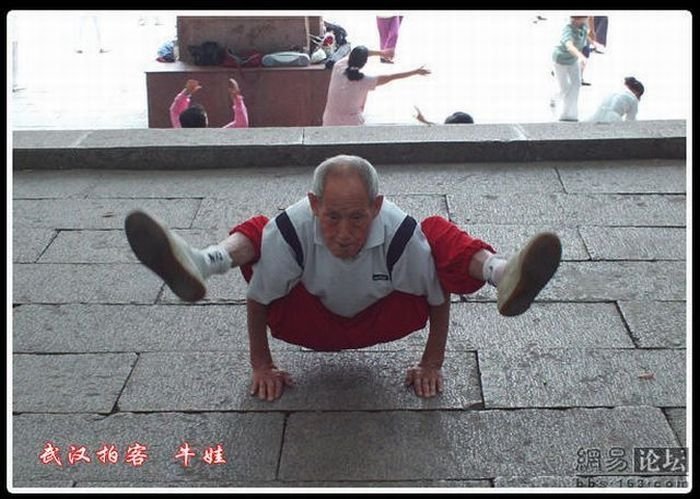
<box><xmin>405</xmin><ymin>364</ymin><xmax>444</xmax><ymax>398</ymax></box>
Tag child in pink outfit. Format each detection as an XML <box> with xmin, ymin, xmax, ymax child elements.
<box><xmin>169</xmin><ymin>78</ymin><xmax>249</xmax><ymax>128</ymax></box>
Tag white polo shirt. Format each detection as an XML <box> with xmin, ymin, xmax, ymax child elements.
<box><xmin>247</xmin><ymin>197</ymin><xmax>445</xmax><ymax>318</ymax></box>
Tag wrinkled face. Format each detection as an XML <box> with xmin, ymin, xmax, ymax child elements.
<box><xmin>309</xmin><ymin>172</ymin><xmax>383</xmax><ymax>260</ymax></box>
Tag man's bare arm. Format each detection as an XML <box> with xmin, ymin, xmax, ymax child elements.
<box><xmin>247</xmin><ymin>298</ymin><xmax>293</xmax><ymax>401</ymax></box>
<box><xmin>405</xmin><ymin>296</ymin><xmax>450</xmax><ymax>398</ymax></box>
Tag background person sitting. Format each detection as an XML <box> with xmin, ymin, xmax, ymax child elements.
<box><xmin>587</xmin><ymin>76</ymin><xmax>644</xmax><ymax>122</ymax></box>
<box><xmin>414</xmin><ymin>106</ymin><xmax>474</xmax><ymax>125</ymax></box>
<box><xmin>322</xmin><ymin>45</ymin><xmax>431</xmax><ymax>126</ymax></box>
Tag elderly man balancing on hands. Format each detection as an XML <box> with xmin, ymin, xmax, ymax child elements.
<box><xmin>125</xmin><ymin>155</ymin><xmax>561</xmax><ymax>401</ymax></box>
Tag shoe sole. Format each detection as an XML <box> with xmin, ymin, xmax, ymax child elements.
<box><xmin>125</xmin><ymin>211</ymin><xmax>206</xmax><ymax>302</ymax></box>
<box><xmin>498</xmin><ymin>233</ymin><xmax>562</xmax><ymax>316</ymax></box>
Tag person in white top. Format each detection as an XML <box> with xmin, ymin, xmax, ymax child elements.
<box><xmin>322</xmin><ymin>45</ymin><xmax>431</xmax><ymax>126</ymax></box>
<box><xmin>588</xmin><ymin>76</ymin><xmax>645</xmax><ymax>122</ymax></box>
<box><xmin>125</xmin><ymin>155</ymin><xmax>562</xmax><ymax>402</ymax></box>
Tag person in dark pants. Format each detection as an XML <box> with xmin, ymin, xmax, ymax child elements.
<box><xmin>580</xmin><ymin>16</ymin><xmax>609</xmax><ymax>85</ymax></box>
<box><xmin>591</xmin><ymin>16</ymin><xmax>608</xmax><ymax>52</ymax></box>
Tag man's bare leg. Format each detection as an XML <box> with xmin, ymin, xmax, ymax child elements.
<box><xmin>125</xmin><ymin>210</ymin><xmax>255</xmax><ymax>302</ymax></box>
<box><xmin>468</xmin><ymin>233</ymin><xmax>562</xmax><ymax>316</ymax></box>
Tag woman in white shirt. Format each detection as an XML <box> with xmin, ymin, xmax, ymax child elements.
<box><xmin>588</xmin><ymin>76</ymin><xmax>645</xmax><ymax>122</ymax></box>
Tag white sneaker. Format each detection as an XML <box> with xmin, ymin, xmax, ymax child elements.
<box><xmin>497</xmin><ymin>232</ymin><xmax>562</xmax><ymax>316</ymax></box>
<box><xmin>125</xmin><ymin>210</ymin><xmax>206</xmax><ymax>302</ymax></box>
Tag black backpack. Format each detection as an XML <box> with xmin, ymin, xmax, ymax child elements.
<box><xmin>189</xmin><ymin>41</ymin><xmax>225</xmax><ymax>66</ymax></box>
<box><xmin>323</xmin><ymin>21</ymin><xmax>348</xmax><ymax>46</ymax></box>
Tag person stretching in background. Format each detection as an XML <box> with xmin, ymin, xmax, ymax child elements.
<box><xmin>170</xmin><ymin>78</ymin><xmax>249</xmax><ymax>128</ymax></box>
<box><xmin>588</xmin><ymin>76</ymin><xmax>644</xmax><ymax>122</ymax></box>
<box><xmin>322</xmin><ymin>45</ymin><xmax>430</xmax><ymax>126</ymax></box>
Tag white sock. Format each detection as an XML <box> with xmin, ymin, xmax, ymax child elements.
<box><xmin>482</xmin><ymin>253</ymin><xmax>507</xmax><ymax>287</ymax></box>
<box><xmin>195</xmin><ymin>245</ymin><xmax>233</xmax><ymax>279</ymax></box>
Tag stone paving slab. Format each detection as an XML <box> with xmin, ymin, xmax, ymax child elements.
<box><xmin>579</xmin><ymin>227</ymin><xmax>686</xmax><ymax>261</ymax></box>
<box><xmin>118</xmin><ymin>351</ymin><xmax>482</xmax><ymax>412</ymax></box>
<box><xmin>278</xmin><ymin>407</ymin><xmax>677</xmax><ymax>481</ymax></box>
<box><xmin>12</xmin><ymin>304</ymin><xmax>297</xmax><ymax>354</ymax></box>
<box><xmin>12</xmin><ymin>301</ymin><xmax>635</xmax><ymax>356</ymax></box>
<box><xmin>12</xmin><ymin>158</ymin><xmax>684</xmax><ymax>199</ymax></box>
<box><xmin>192</xmin><ymin>197</ymin><xmax>297</xmax><ymax>231</ymax></box>
<box><xmin>12</xmin><ymin>413</ymin><xmax>284</xmax><ymax>482</ymax></box>
<box><xmin>12</xmin><ymin>169</ymin><xmax>103</xmax><ymax>199</ymax></box>
<box><xmin>367</xmin><ymin>302</ymin><xmax>634</xmax><ymax>352</ymax></box>
<box><xmin>430</xmin><ymin>302</ymin><xmax>634</xmax><ymax>351</ymax></box>
<box><xmin>376</xmin><ymin>162</ymin><xmax>564</xmax><ymax>195</ymax></box>
<box><xmin>36</xmin><ymin>228</ymin><xmax>226</xmax><ymax>264</ymax></box>
<box><xmin>13</xmin><ymin>264</ymin><xmax>163</xmax><ymax>304</ymax></box>
<box><xmin>617</xmin><ymin>301</ymin><xmax>687</xmax><ymax>349</ymax></box>
<box><xmin>664</xmin><ymin>409</ymin><xmax>686</xmax><ymax>447</ymax></box>
<box><xmin>479</xmin><ymin>348</ymin><xmax>686</xmax><ymax>408</ymax></box>
<box><xmin>12</xmin><ymin>198</ymin><xmax>201</xmax><ymax>229</ymax></box>
<box><xmin>37</xmin><ymin>230</ymin><xmax>139</xmax><ymax>264</ymax></box>
<box><xmin>470</xmin><ymin>261</ymin><xmax>685</xmax><ymax>303</ymax></box>
<box><xmin>459</xmin><ymin>224</ymin><xmax>588</xmax><ymax>261</ymax></box>
<box><xmin>12</xmin><ymin>227</ymin><xmax>56</xmax><ymax>263</ymax></box>
<box><xmin>13</xmin><ymin>353</ymin><xmax>137</xmax><ymax>413</ymax></box>
<box><xmin>85</xmin><ymin>167</ymin><xmax>314</xmax><ymax>199</ymax></box>
<box><xmin>447</xmin><ymin>193</ymin><xmax>685</xmax><ymax>227</ymax></box>
<box><xmin>158</xmin><ymin>270</ymin><xmax>249</xmax><ymax>304</ymax></box>
<box><xmin>556</xmin><ymin>159</ymin><xmax>686</xmax><ymax>194</ymax></box>
<box><xmin>387</xmin><ymin>194</ymin><xmax>449</xmax><ymax>220</ymax></box>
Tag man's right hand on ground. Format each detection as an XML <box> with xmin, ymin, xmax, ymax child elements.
<box><xmin>250</xmin><ymin>364</ymin><xmax>294</xmax><ymax>401</ymax></box>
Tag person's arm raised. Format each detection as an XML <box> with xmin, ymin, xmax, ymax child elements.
<box><xmin>377</xmin><ymin>65</ymin><xmax>431</xmax><ymax>87</ymax></box>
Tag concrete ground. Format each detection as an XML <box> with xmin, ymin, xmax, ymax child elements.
<box><xmin>11</xmin><ymin>154</ymin><xmax>688</xmax><ymax>490</ymax></box>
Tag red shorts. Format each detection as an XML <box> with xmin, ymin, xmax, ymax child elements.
<box><xmin>230</xmin><ymin>215</ymin><xmax>494</xmax><ymax>351</ymax></box>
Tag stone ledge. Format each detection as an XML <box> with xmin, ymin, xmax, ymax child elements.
<box><xmin>12</xmin><ymin>120</ymin><xmax>686</xmax><ymax>170</ymax></box>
